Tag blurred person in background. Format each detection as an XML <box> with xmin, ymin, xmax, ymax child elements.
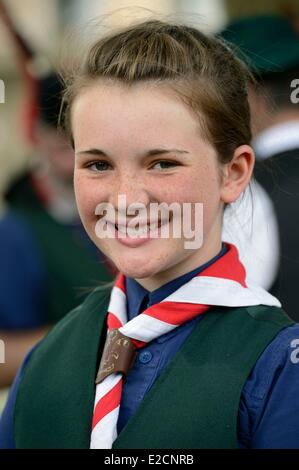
<box><xmin>0</xmin><ymin>2</ymin><xmax>115</xmax><ymax>388</ymax></box>
<box><xmin>221</xmin><ymin>14</ymin><xmax>299</xmax><ymax>321</ymax></box>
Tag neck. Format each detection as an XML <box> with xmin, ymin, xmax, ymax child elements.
<box><xmin>135</xmin><ymin>238</ymin><xmax>223</xmax><ymax>292</ymax></box>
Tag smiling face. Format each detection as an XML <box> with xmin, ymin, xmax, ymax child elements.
<box><xmin>71</xmin><ymin>81</ymin><xmax>236</xmax><ymax>290</ymax></box>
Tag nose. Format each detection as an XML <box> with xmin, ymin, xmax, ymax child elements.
<box><xmin>108</xmin><ymin>173</ymin><xmax>151</xmax><ymax>217</ymax></box>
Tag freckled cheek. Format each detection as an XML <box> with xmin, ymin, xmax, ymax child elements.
<box><xmin>154</xmin><ymin>177</ymin><xmax>197</xmax><ymax>204</ymax></box>
<box><xmin>166</xmin><ymin>173</ymin><xmax>220</xmax><ymax>230</ymax></box>
<box><xmin>180</xmin><ymin>168</ymin><xmax>220</xmax><ymax>205</ymax></box>
<box><xmin>162</xmin><ymin>176</ymin><xmax>202</xmax><ymax>204</ymax></box>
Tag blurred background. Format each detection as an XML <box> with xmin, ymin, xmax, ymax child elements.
<box><xmin>1</xmin><ymin>0</ymin><xmax>299</xmax><ymax>411</ymax></box>
<box><xmin>1</xmin><ymin>0</ymin><xmax>299</xmax><ymax>196</ymax></box>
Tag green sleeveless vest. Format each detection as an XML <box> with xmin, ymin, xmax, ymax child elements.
<box><xmin>14</xmin><ymin>287</ymin><xmax>293</xmax><ymax>449</ymax></box>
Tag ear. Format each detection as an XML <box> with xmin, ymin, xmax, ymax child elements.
<box><xmin>220</xmin><ymin>145</ymin><xmax>255</xmax><ymax>204</ymax></box>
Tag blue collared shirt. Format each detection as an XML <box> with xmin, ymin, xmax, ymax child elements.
<box><xmin>1</xmin><ymin>244</ymin><xmax>299</xmax><ymax>448</ymax></box>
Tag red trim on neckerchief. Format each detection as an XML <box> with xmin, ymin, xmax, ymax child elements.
<box><xmin>107</xmin><ymin>243</ymin><xmax>245</xmax><ymax>344</ymax></box>
<box><xmin>201</xmin><ymin>243</ymin><xmax>247</xmax><ymax>287</ymax></box>
<box><xmin>92</xmin><ymin>379</ymin><xmax>122</xmax><ymax>430</ymax></box>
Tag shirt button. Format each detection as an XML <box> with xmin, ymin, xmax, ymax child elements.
<box><xmin>139</xmin><ymin>351</ymin><xmax>153</xmax><ymax>364</ymax></box>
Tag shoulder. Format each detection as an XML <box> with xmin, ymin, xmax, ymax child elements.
<box><xmin>214</xmin><ymin>304</ymin><xmax>293</xmax><ymax>336</ymax></box>
<box><xmin>44</xmin><ymin>283</ymin><xmax>113</xmax><ymax>335</ymax></box>
<box><xmin>244</xmin><ymin>322</ymin><xmax>299</xmax><ymax>395</ymax></box>
<box><xmin>244</xmin><ymin>304</ymin><xmax>293</xmax><ymax>328</ymax></box>
<box><xmin>239</xmin><ymin>323</ymin><xmax>299</xmax><ymax>448</ymax></box>
<box><xmin>24</xmin><ymin>284</ymin><xmax>113</xmax><ymax>364</ymax></box>
<box><xmin>12</xmin><ymin>285</ymin><xmax>113</xmax><ymax>447</ymax></box>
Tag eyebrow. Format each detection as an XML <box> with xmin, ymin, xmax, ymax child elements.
<box><xmin>75</xmin><ymin>148</ymin><xmax>190</xmax><ymax>158</ymax></box>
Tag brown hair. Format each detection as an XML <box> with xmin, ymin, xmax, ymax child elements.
<box><xmin>60</xmin><ymin>18</ymin><xmax>253</xmax><ymax>163</ymax></box>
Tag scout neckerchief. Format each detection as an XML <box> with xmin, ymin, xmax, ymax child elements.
<box><xmin>90</xmin><ymin>243</ymin><xmax>280</xmax><ymax>449</ymax></box>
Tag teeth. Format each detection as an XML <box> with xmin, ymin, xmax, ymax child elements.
<box><xmin>127</xmin><ymin>225</ymin><xmax>148</xmax><ymax>236</ymax></box>
<box><xmin>116</xmin><ymin>222</ymin><xmax>161</xmax><ymax>236</ymax></box>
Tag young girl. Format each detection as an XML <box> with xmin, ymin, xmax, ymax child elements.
<box><xmin>1</xmin><ymin>18</ymin><xmax>299</xmax><ymax>450</ymax></box>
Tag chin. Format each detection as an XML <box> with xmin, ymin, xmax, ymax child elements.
<box><xmin>114</xmin><ymin>257</ymin><xmax>162</xmax><ymax>280</ymax></box>
<box><xmin>119</xmin><ymin>266</ymin><xmax>157</xmax><ymax>280</ymax></box>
